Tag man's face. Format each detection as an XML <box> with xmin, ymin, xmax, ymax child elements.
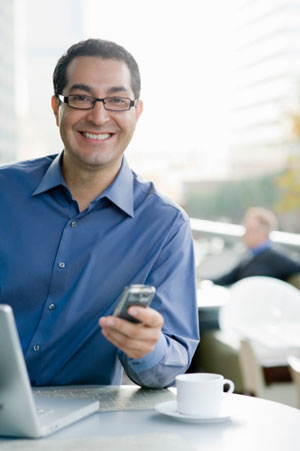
<box><xmin>52</xmin><ymin>56</ymin><xmax>143</xmax><ymax>173</ymax></box>
<box><xmin>242</xmin><ymin>214</ymin><xmax>268</xmax><ymax>248</ymax></box>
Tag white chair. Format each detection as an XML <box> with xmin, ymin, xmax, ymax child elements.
<box><xmin>220</xmin><ymin>276</ymin><xmax>300</xmax><ymax>335</ymax></box>
<box><xmin>219</xmin><ymin>276</ymin><xmax>300</xmax><ymax>365</ymax></box>
<box><xmin>218</xmin><ymin>276</ymin><xmax>300</xmax><ymax>406</ymax></box>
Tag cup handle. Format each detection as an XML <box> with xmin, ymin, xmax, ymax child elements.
<box><xmin>222</xmin><ymin>379</ymin><xmax>234</xmax><ymax>397</ymax></box>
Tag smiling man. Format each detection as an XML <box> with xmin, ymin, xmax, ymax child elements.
<box><xmin>0</xmin><ymin>39</ymin><xmax>199</xmax><ymax>388</ymax></box>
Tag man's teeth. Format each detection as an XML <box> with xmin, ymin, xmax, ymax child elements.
<box><xmin>82</xmin><ymin>132</ymin><xmax>111</xmax><ymax>140</ymax></box>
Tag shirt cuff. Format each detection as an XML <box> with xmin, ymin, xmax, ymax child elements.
<box><xmin>124</xmin><ymin>332</ymin><xmax>167</xmax><ymax>373</ymax></box>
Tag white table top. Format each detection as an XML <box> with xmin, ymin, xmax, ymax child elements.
<box><xmin>231</xmin><ymin>322</ymin><xmax>300</xmax><ymax>366</ymax></box>
<box><xmin>1</xmin><ymin>392</ymin><xmax>300</xmax><ymax>450</ymax></box>
<box><xmin>197</xmin><ymin>282</ymin><xmax>230</xmax><ymax>309</ymax></box>
<box><xmin>242</xmin><ymin>323</ymin><xmax>300</xmax><ymax>351</ymax></box>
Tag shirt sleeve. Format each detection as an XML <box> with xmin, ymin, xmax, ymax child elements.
<box><xmin>118</xmin><ymin>215</ymin><xmax>200</xmax><ymax>388</ymax></box>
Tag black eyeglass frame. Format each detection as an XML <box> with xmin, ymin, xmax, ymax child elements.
<box><xmin>57</xmin><ymin>94</ymin><xmax>137</xmax><ymax>111</ymax></box>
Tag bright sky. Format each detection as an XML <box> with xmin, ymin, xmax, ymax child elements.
<box><xmin>84</xmin><ymin>0</ymin><xmax>234</xmax><ymax>174</ymax></box>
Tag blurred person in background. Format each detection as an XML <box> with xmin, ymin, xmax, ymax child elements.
<box><xmin>212</xmin><ymin>207</ymin><xmax>300</xmax><ymax>286</ymax></box>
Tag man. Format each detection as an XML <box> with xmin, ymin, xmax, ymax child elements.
<box><xmin>212</xmin><ymin>207</ymin><xmax>300</xmax><ymax>286</ymax></box>
<box><xmin>0</xmin><ymin>39</ymin><xmax>199</xmax><ymax>387</ymax></box>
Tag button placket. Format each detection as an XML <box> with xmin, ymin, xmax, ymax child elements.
<box><xmin>27</xmin><ymin>217</ymin><xmax>81</xmax><ymax>359</ymax></box>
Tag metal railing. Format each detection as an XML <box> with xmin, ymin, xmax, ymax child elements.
<box><xmin>190</xmin><ymin>218</ymin><xmax>300</xmax><ymax>250</ymax></box>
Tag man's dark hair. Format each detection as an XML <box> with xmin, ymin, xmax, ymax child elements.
<box><xmin>53</xmin><ymin>38</ymin><xmax>141</xmax><ymax>99</ymax></box>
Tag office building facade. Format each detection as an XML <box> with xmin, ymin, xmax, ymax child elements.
<box><xmin>0</xmin><ymin>0</ymin><xmax>17</xmax><ymax>163</ymax></box>
<box><xmin>229</xmin><ymin>0</ymin><xmax>300</xmax><ymax>177</ymax></box>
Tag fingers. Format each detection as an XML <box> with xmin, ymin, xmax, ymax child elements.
<box><xmin>98</xmin><ymin>307</ymin><xmax>163</xmax><ymax>359</ymax></box>
<box><xmin>99</xmin><ymin>307</ymin><xmax>163</xmax><ymax>332</ymax></box>
<box><xmin>101</xmin><ymin>324</ymin><xmax>157</xmax><ymax>359</ymax></box>
<box><xmin>127</xmin><ymin>306</ymin><xmax>164</xmax><ymax>328</ymax></box>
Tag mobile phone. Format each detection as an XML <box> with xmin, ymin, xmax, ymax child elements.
<box><xmin>113</xmin><ymin>284</ymin><xmax>156</xmax><ymax>323</ymax></box>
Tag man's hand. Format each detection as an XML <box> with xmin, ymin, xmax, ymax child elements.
<box><xmin>99</xmin><ymin>307</ymin><xmax>164</xmax><ymax>359</ymax></box>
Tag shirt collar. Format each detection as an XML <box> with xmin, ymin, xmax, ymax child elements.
<box><xmin>32</xmin><ymin>152</ymin><xmax>66</xmax><ymax>196</ymax></box>
<box><xmin>31</xmin><ymin>152</ymin><xmax>134</xmax><ymax>217</ymax></box>
<box><xmin>102</xmin><ymin>157</ymin><xmax>134</xmax><ymax>217</ymax></box>
<box><xmin>250</xmin><ymin>239</ymin><xmax>271</xmax><ymax>256</ymax></box>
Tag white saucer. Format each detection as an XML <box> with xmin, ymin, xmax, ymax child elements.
<box><xmin>155</xmin><ymin>400</ymin><xmax>231</xmax><ymax>423</ymax></box>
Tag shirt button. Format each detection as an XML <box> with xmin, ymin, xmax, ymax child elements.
<box><xmin>33</xmin><ymin>345</ymin><xmax>40</xmax><ymax>352</ymax></box>
<box><xmin>58</xmin><ymin>262</ymin><xmax>66</xmax><ymax>268</ymax></box>
<box><xmin>70</xmin><ymin>221</ymin><xmax>77</xmax><ymax>228</ymax></box>
<box><xmin>49</xmin><ymin>304</ymin><xmax>55</xmax><ymax>310</ymax></box>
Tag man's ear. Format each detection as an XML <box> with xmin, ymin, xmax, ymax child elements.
<box><xmin>51</xmin><ymin>95</ymin><xmax>60</xmax><ymax>126</ymax></box>
<box><xmin>135</xmin><ymin>99</ymin><xmax>143</xmax><ymax>122</ymax></box>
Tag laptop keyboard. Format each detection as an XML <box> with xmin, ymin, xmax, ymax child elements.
<box><xmin>33</xmin><ymin>385</ymin><xmax>176</xmax><ymax>412</ymax></box>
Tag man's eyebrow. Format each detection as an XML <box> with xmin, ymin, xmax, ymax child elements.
<box><xmin>69</xmin><ymin>83</ymin><xmax>129</xmax><ymax>96</ymax></box>
<box><xmin>69</xmin><ymin>84</ymin><xmax>92</xmax><ymax>94</ymax></box>
<box><xmin>107</xmin><ymin>86</ymin><xmax>130</xmax><ymax>95</ymax></box>
<box><xmin>68</xmin><ymin>84</ymin><xmax>131</xmax><ymax>96</ymax></box>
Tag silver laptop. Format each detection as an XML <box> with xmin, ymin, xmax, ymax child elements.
<box><xmin>0</xmin><ymin>304</ymin><xmax>99</xmax><ymax>438</ymax></box>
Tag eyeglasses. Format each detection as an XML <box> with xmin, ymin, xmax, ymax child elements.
<box><xmin>58</xmin><ymin>94</ymin><xmax>136</xmax><ymax>111</ymax></box>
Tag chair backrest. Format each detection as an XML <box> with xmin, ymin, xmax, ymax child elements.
<box><xmin>287</xmin><ymin>355</ymin><xmax>300</xmax><ymax>408</ymax></box>
<box><xmin>240</xmin><ymin>341</ymin><xmax>299</xmax><ymax>406</ymax></box>
<box><xmin>219</xmin><ymin>276</ymin><xmax>300</xmax><ymax>336</ymax></box>
<box><xmin>287</xmin><ymin>273</ymin><xmax>300</xmax><ymax>290</ymax></box>
<box><xmin>239</xmin><ymin>340</ymin><xmax>265</xmax><ymax>396</ymax></box>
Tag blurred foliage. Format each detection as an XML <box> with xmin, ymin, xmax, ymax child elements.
<box><xmin>275</xmin><ymin>154</ymin><xmax>300</xmax><ymax>213</ymax></box>
<box><xmin>184</xmin><ymin>172</ymin><xmax>282</xmax><ymax>223</ymax></box>
<box><xmin>274</xmin><ymin>104</ymin><xmax>300</xmax><ymax>213</ymax></box>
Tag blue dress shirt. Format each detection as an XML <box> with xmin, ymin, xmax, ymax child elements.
<box><xmin>0</xmin><ymin>153</ymin><xmax>199</xmax><ymax>387</ymax></box>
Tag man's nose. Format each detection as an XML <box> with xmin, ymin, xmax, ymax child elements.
<box><xmin>86</xmin><ymin>100</ymin><xmax>110</xmax><ymax>124</ymax></box>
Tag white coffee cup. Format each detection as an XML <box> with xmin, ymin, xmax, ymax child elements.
<box><xmin>176</xmin><ymin>373</ymin><xmax>234</xmax><ymax>417</ymax></box>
